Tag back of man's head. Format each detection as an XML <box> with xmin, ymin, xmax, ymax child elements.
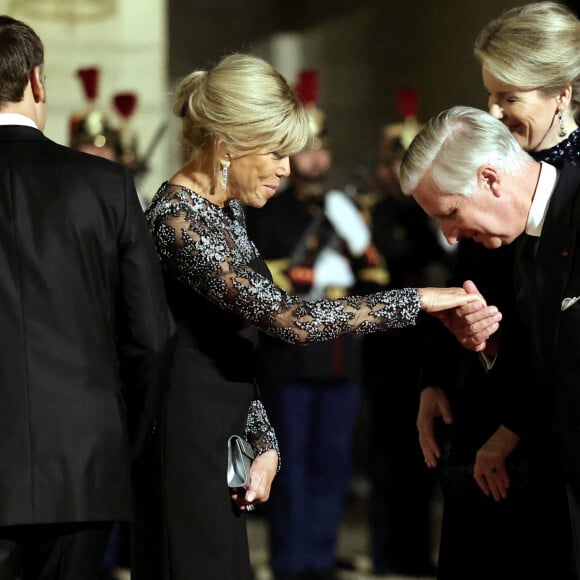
<box><xmin>400</xmin><ymin>106</ymin><xmax>530</xmax><ymax>198</ymax></box>
<box><xmin>0</xmin><ymin>16</ymin><xmax>44</xmax><ymax>107</ymax></box>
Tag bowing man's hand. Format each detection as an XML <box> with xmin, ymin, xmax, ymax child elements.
<box><xmin>231</xmin><ymin>448</ymin><xmax>279</xmax><ymax>512</ymax></box>
<box><xmin>473</xmin><ymin>425</ymin><xmax>520</xmax><ymax>501</ymax></box>
<box><xmin>435</xmin><ymin>280</ymin><xmax>502</xmax><ymax>352</ymax></box>
<box><xmin>417</xmin><ymin>387</ymin><xmax>453</xmax><ymax>468</ymax></box>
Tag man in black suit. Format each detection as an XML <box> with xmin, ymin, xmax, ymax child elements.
<box><xmin>0</xmin><ymin>16</ymin><xmax>174</xmax><ymax>580</ymax></box>
<box><xmin>400</xmin><ymin>105</ymin><xmax>580</xmax><ymax>575</ymax></box>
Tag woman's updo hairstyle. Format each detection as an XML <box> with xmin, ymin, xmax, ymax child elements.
<box><xmin>174</xmin><ymin>53</ymin><xmax>311</xmax><ymax>161</ymax></box>
<box><xmin>474</xmin><ymin>2</ymin><xmax>580</xmax><ymax>123</ymax></box>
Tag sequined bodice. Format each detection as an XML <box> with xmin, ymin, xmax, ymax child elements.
<box><xmin>531</xmin><ymin>128</ymin><xmax>580</xmax><ymax>167</ymax></box>
<box><xmin>146</xmin><ymin>182</ymin><xmax>420</xmax><ymax>345</ymax></box>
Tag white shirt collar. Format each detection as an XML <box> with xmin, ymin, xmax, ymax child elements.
<box><xmin>526</xmin><ymin>161</ymin><xmax>559</xmax><ymax>237</ymax></box>
<box><xmin>0</xmin><ymin>113</ymin><xmax>38</xmax><ymax>129</ymax></box>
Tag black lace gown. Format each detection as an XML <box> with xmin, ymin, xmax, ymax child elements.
<box><xmin>132</xmin><ymin>182</ymin><xmax>421</xmax><ymax>580</ymax></box>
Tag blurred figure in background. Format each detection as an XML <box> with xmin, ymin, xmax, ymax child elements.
<box><xmin>70</xmin><ymin>67</ymin><xmax>147</xmax><ymax>213</ymax></box>
<box><xmin>246</xmin><ymin>70</ymin><xmax>376</xmax><ymax>580</ymax></box>
<box><xmin>70</xmin><ymin>67</ymin><xmax>123</xmax><ymax>162</ymax></box>
<box><xmin>359</xmin><ymin>90</ymin><xmax>452</xmax><ymax>578</ymax></box>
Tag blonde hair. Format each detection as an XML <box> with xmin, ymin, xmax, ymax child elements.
<box><xmin>474</xmin><ymin>2</ymin><xmax>580</xmax><ymax>121</ymax></box>
<box><xmin>174</xmin><ymin>53</ymin><xmax>311</xmax><ymax>162</ymax></box>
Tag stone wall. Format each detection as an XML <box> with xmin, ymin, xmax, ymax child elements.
<box><xmin>0</xmin><ymin>0</ymin><xmax>171</xmax><ymax>201</ymax></box>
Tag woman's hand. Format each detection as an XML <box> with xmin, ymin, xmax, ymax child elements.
<box><xmin>473</xmin><ymin>425</ymin><xmax>520</xmax><ymax>501</ymax></box>
<box><xmin>417</xmin><ymin>387</ymin><xmax>454</xmax><ymax>468</ymax></box>
<box><xmin>230</xmin><ymin>449</ymin><xmax>279</xmax><ymax>511</ymax></box>
<box><xmin>417</xmin><ymin>285</ymin><xmax>486</xmax><ymax>313</ymax></box>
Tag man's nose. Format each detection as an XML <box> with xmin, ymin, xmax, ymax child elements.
<box><xmin>441</xmin><ymin>224</ymin><xmax>460</xmax><ymax>245</ymax></box>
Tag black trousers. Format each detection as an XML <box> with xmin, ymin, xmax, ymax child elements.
<box><xmin>0</xmin><ymin>522</ymin><xmax>113</xmax><ymax>580</ymax></box>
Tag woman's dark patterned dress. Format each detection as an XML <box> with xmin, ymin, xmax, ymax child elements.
<box><xmin>133</xmin><ymin>182</ymin><xmax>421</xmax><ymax>580</ymax></box>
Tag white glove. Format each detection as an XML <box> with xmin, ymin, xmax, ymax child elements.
<box><xmin>324</xmin><ymin>190</ymin><xmax>370</xmax><ymax>257</ymax></box>
<box><xmin>312</xmin><ymin>247</ymin><xmax>355</xmax><ymax>289</ymax></box>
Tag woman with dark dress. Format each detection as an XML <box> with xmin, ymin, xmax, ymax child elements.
<box><xmin>131</xmin><ymin>53</ymin><xmax>482</xmax><ymax>580</ymax></box>
<box><xmin>417</xmin><ymin>3</ymin><xmax>580</xmax><ymax>578</ymax></box>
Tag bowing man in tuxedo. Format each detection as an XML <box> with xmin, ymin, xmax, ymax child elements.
<box><xmin>0</xmin><ymin>16</ymin><xmax>174</xmax><ymax>580</ymax></box>
<box><xmin>400</xmin><ymin>105</ymin><xmax>580</xmax><ymax>575</ymax></box>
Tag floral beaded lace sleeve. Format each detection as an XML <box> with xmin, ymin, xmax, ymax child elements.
<box><xmin>146</xmin><ymin>183</ymin><xmax>421</xmax><ymax>344</ymax></box>
<box><xmin>245</xmin><ymin>399</ymin><xmax>279</xmax><ymax>462</ymax></box>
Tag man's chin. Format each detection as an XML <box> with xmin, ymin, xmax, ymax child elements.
<box><xmin>470</xmin><ymin>235</ymin><xmax>503</xmax><ymax>249</ymax></box>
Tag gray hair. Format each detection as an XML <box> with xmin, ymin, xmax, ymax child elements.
<box><xmin>400</xmin><ymin>106</ymin><xmax>531</xmax><ymax>196</ymax></box>
<box><xmin>474</xmin><ymin>2</ymin><xmax>580</xmax><ymax>122</ymax></box>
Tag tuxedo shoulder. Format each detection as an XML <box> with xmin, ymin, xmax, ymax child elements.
<box><xmin>56</xmin><ymin>143</ymin><xmax>125</xmax><ymax>173</ymax></box>
<box><xmin>38</xmin><ymin>143</ymin><xmax>134</xmax><ymax>204</ymax></box>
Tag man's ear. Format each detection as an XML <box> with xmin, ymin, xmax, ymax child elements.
<box><xmin>478</xmin><ymin>166</ymin><xmax>501</xmax><ymax>197</ymax></box>
<box><xmin>30</xmin><ymin>66</ymin><xmax>45</xmax><ymax>104</ymax></box>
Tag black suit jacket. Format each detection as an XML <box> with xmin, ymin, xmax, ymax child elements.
<box><xmin>0</xmin><ymin>125</ymin><xmax>174</xmax><ymax>526</ymax></box>
<box><xmin>514</xmin><ymin>162</ymin><xmax>580</xmax><ymax>497</ymax></box>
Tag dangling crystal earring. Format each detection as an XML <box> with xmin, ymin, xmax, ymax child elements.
<box><xmin>220</xmin><ymin>161</ymin><xmax>230</xmax><ymax>189</ymax></box>
<box><xmin>558</xmin><ymin>110</ymin><xmax>567</xmax><ymax>138</ymax></box>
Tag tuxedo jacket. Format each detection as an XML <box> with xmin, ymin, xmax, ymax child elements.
<box><xmin>0</xmin><ymin>125</ymin><xmax>174</xmax><ymax>527</ymax></box>
<box><xmin>516</xmin><ymin>161</ymin><xmax>580</xmax><ymax>498</ymax></box>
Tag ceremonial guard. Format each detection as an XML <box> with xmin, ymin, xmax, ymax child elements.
<box><xmin>70</xmin><ymin>67</ymin><xmax>140</xmax><ymax>170</ymax></box>
<box><xmin>246</xmin><ymin>70</ymin><xmax>379</xmax><ymax>580</ymax></box>
<box><xmin>361</xmin><ymin>89</ymin><xmax>449</xmax><ymax>577</ymax></box>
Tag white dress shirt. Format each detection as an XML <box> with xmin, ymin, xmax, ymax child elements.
<box><xmin>525</xmin><ymin>161</ymin><xmax>559</xmax><ymax>237</ymax></box>
<box><xmin>0</xmin><ymin>112</ymin><xmax>38</xmax><ymax>129</ymax></box>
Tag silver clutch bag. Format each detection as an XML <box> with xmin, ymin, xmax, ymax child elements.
<box><xmin>227</xmin><ymin>435</ymin><xmax>255</xmax><ymax>488</ymax></box>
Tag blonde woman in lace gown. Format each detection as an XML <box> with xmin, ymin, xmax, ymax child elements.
<box><xmin>131</xmin><ymin>53</ymin><xmax>484</xmax><ymax>580</ymax></box>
